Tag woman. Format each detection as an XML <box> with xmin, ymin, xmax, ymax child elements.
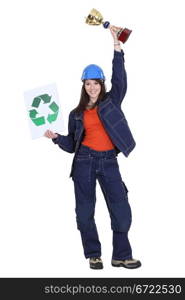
<box><xmin>44</xmin><ymin>25</ymin><xmax>141</xmax><ymax>270</ymax></box>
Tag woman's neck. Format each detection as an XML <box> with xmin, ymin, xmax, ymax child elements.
<box><xmin>86</xmin><ymin>102</ymin><xmax>97</xmax><ymax>110</ymax></box>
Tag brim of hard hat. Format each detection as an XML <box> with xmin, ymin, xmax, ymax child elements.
<box><xmin>81</xmin><ymin>78</ymin><xmax>105</xmax><ymax>82</ymax></box>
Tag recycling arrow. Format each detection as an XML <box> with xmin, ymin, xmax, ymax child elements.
<box><xmin>29</xmin><ymin>94</ymin><xmax>59</xmax><ymax>126</ymax></box>
<box><xmin>47</xmin><ymin>101</ymin><xmax>59</xmax><ymax>123</ymax></box>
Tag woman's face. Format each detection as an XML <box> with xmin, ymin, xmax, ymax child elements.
<box><xmin>84</xmin><ymin>80</ymin><xmax>101</xmax><ymax>103</ymax></box>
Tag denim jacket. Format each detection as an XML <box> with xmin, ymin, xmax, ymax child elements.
<box><xmin>52</xmin><ymin>50</ymin><xmax>136</xmax><ymax>177</ymax></box>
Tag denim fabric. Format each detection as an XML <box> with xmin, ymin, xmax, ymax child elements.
<box><xmin>52</xmin><ymin>50</ymin><xmax>136</xmax><ymax>178</ymax></box>
<box><xmin>72</xmin><ymin>144</ymin><xmax>132</xmax><ymax>260</ymax></box>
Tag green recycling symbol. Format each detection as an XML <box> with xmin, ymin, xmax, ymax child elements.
<box><xmin>29</xmin><ymin>94</ymin><xmax>59</xmax><ymax>126</ymax></box>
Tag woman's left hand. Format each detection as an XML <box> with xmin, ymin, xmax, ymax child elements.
<box><xmin>109</xmin><ymin>25</ymin><xmax>121</xmax><ymax>42</ymax></box>
<box><xmin>109</xmin><ymin>25</ymin><xmax>121</xmax><ymax>51</ymax></box>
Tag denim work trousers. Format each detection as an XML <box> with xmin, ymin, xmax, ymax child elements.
<box><xmin>72</xmin><ymin>144</ymin><xmax>132</xmax><ymax>260</ymax></box>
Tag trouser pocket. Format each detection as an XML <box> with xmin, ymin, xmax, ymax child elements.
<box><xmin>72</xmin><ymin>156</ymin><xmax>92</xmax><ymax>182</ymax></box>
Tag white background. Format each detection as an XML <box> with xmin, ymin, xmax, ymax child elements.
<box><xmin>0</xmin><ymin>0</ymin><xmax>185</xmax><ymax>277</ymax></box>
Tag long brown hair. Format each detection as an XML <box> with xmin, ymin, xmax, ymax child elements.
<box><xmin>74</xmin><ymin>79</ymin><xmax>106</xmax><ymax>114</ymax></box>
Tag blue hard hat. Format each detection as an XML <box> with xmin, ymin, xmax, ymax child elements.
<box><xmin>81</xmin><ymin>64</ymin><xmax>105</xmax><ymax>81</ymax></box>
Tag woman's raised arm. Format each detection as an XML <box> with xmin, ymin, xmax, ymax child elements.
<box><xmin>108</xmin><ymin>25</ymin><xmax>127</xmax><ymax>106</ymax></box>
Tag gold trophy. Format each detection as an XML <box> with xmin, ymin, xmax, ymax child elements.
<box><xmin>85</xmin><ymin>8</ymin><xmax>132</xmax><ymax>44</ymax></box>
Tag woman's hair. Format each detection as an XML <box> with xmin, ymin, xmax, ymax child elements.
<box><xmin>74</xmin><ymin>79</ymin><xmax>106</xmax><ymax>114</ymax></box>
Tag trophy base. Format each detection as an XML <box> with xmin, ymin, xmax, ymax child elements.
<box><xmin>118</xmin><ymin>28</ymin><xmax>132</xmax><ymax>44</ymax></box>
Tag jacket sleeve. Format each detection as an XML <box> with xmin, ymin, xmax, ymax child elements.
<box><xmin>108</xmin><ymin>50</ymin><xmax>127</xmax><ymax>106</ymax></box>
<box><xmin>52</xmin><ymin>111</ymin><xmax>76</xmax><ymax>153</ymax></box>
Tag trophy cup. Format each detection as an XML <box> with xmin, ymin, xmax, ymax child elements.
<box><xmin>85</xmin><ymin>8</ymin><xmax>132</xmax><ymax>44</ymax></box>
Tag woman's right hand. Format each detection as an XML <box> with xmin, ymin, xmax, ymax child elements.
<box><xmin>44</xmin><ymin>130</ymin><xmax>58</xmax><ymax>139</ymax></box>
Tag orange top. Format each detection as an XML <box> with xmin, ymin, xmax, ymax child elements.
<box><xmin>82</xmin><ymin>106</ymin><xmax>115</xmax><ymax>151</ymax></box>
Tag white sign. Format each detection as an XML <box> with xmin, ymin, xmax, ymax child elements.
<box><xmin>24</xmin><ymin>83</ymin><xmax>65</xmax><ymax>139</ymax></box>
